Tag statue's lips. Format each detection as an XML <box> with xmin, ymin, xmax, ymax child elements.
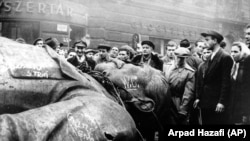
<box><xmin>126</xmin><ymin>97</ymin><xmax>155</xmax><ymax>113</ymax></box>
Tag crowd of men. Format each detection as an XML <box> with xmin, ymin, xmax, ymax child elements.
<box><xmin>15</xmin><ymin>24</ymin><xmax>250</xmax><ymax>125</ymax></box>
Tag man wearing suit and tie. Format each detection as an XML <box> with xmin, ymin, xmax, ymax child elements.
<box><xmin>193</xmin><ymin>31</ymin><xmax>233</xmax><ymax>124</ymax></box>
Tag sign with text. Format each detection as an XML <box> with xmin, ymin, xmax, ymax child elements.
<box><xmin>0</xmin><ymin>0</ymin><xmax>88</xmax><ymax>25</ymax></box>
<box><xmin>57</xmin><ymin>24</ymin><xmax>68</xmax><ymax>32</ymax></box>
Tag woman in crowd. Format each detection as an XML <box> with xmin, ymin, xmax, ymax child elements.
<box><xmin>230</xmin><ymin>41</ymin><xmax>250</xmax><ymax>124</ymax></box>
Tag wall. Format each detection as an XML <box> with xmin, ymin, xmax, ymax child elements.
<box><xmin>87</xmin><ymin>0</ymin><xmax>250</xmax><ymax>53</ymax></box>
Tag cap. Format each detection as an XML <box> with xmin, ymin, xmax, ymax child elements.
<box><xmin>201</xmin><ymin>30</ymin><xmax>224</xmax><ymax>43</ymax></box>
<box><xmin>97</xmin><ymin>44</ymin><xmax>111</xmax><ymax>51</ymax></box>
<box><xmin>16</xmin><ymin>38</ymin><xmax>26</xmax><ymax>44</ymax></box>
<box><xmin>174</xmin><ymin>47</ymin><xmax>191</xmax><ymax>57</ymax></box>
<box><xmin>45</xmin><ymin>37</ymin><xmax>59</xmax><ymax>50</ymax></box>
<box><xmin>141</xmin><ymin>40</ymin><xmax>155</xmax><ymax>50</ymax></box>
<box><xmin>33</xmin><ymin>38</ymin><xmax>43</xmax><ymax>45</ymax></box>
<box><xmin>180</xmin><ymin>39</ymin><xmax>191</xmax><ymax>48</ymax></box>
<box><xmin>73</xmin><ymin>41</ymin><xmax>87</xmax><ymax>48</ymax></box>
<box><xmin>85</xmin><ymin>48</ymin><xmax>96</xmax><ymax>54</ymax></box>
<box><xmin>119</xmin><ymin>45</ymin><xmax>131</xmax><ymax>52</ymax></box>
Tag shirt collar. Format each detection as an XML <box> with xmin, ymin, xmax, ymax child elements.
<box><xmin>211</xmin><ymin>47</ymin><xmax>220</xmax><ymax>60</ymax></box>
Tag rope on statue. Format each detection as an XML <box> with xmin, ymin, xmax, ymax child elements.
<box><xmin>76</xmin><ymin>63</ymin><xmax>125</xmax><ymax>108</ymax></box>
<box><xmin>87</xmin><ymin>71</ymin><xmax>125</xmax><ymax>108</ymax></box>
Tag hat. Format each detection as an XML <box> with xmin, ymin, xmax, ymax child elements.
<box><xmin>73</xmin><ymin>41</ymin><xmax>87</xmax><ymax>48</ymax></box>
<box><xmin>97</xmin><ymin>44</ymin><xmax>111</xmax><ymax>51</ymax></box>
<box><xmin>141</xmin><ymin>40</ymin><xmax>155</xmax><ymax>50</ymax></box>
<box><xmin>121</xmin><ymin>45</ymin><xmax>135</xmax><ymax>53</ymax></box>
<box><xmin>33</xmin><ymin>38</ymin><xmax>43</xmax><ymax>45</ymax></box>
<box><xmin>45</xmin><ymin>37</ymin><xmax>59</xmax><ymax>50</ymax></box>
<box><xmin>174</xmin><ymin>47</ymin><xmax>191</xmax><ymax>57</ymax></box>
<box><xmin>119</xmin><ymin>45</ymin><xmax>130</xmax><ymax>52</ymax></box>
<box><xmin>120</xmin><ymin>45</ymin><xmax>136</xmax><ymax>59</ymax></box>
<box><xmin>85</xmin><ymin>49</ymin><xmax>96</xmax><ymax>54</ymax></box>
<box><xmin>180</xmin><ymin>39</ymin><xmax>191</xmax><ymax>48</ymax></box>
<box><xmin>119</xmin><ymin>48</ymin><xmax>129</xmax><ymax>52</ymax></box>
<box><xmin>201</xmin><ymin>30</ymin><xmax>224</xmax><ymax>43</ymax></box>
<box><xmin>16</xmin><ymin>38</ymin><xmax>26</xmax><ymax>44</ymax></box>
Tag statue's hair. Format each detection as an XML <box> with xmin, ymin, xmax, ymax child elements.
<box><xmin>95</xmin><ymin>62</ymin><xmax>173</xmax><ymax>127</ymax></box>
<box><xmin>95</xmin><ymin>62</ymin><xmax>169</xmax><ymax>103</ymax></box>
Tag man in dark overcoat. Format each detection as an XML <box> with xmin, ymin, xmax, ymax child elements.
<box><xmin>193</xmin><ymin>31</ymin><xmax>233</xmax><ymax>124</ymax></box>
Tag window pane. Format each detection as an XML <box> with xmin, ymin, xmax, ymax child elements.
<box><xmin>1</xmin><ymin>21</ymin><xmax>39</xmax><ymax>44</ymax></box>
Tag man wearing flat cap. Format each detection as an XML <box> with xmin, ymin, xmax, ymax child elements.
<box><xmin>167</xmin><ymin>47</ymin><xmax>195</xmax><ymax>124</ymax></box>
<box><xmin>131</xmin><ymin>40</ymin><xmax>163</xmax><ymax>71</ymax></box>
<box><xmin>73</xmin><ymin>40</ymin><xmax>87</xmax><ymax>60</ymax></box>
<box><xmin>193</xmin><ymin>30</ymin><xmax>233</xmax><ymax>124</ymax></box>
<box><xmin>67</xmin><ymin>40</ymin><xmax>90</xmax><ymax>72</ymax></box>
<box><xmin>94</xmin><ymin>44</ymin><xmax>124</xmax><ymax>69</ymax></box>
<box><xmin>85</xmin><ymin>49</ymin><xmax>96</xmax><ymax>60</ymax></box>
<box><xmin>95</xmin><ymin>44</ymin><xmax>111</xmax><ymax>64</ymax></box>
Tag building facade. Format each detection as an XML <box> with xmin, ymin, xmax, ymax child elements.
<box><xmin>86</xmin><ymin>0</ymin><xmax>250</xmax><ymax>54</ymax></box>
<box><xmin>1</xmin><ymin>0</ymin><xmax>250</xmax><ymax>54</ymax></box>
<box><xmin>0</xmin><ymin>0</ymin><xmax>88</xmax><ymax>47</ymax></box>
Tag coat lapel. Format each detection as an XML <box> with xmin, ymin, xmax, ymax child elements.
<box><xmin>205</xmin><ymin>48</ymin><xmax>223</xmax><ymax>78</ymax></box>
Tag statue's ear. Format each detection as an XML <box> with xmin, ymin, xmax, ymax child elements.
<box><xmin>102</xmin><ymin>70</ymin><xmax>111</xmax><ymax>77</ymax></box>
<box><xmin>111</xmin><ymin>58</ymin><xmax>125</xmax><ymax>69</ymax></box>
